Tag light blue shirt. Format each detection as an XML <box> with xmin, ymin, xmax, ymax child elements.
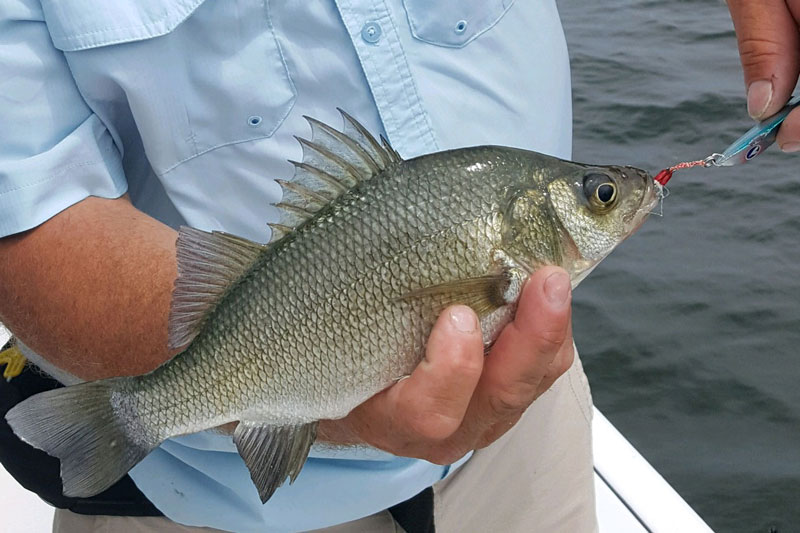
<box><xmin>0</xmin><ymin>0</ymin><xmax>572</xmax><ymax>530</ymax></box>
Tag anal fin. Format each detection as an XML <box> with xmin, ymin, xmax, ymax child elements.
<box><xmin>233</xmin><ymin>421</ymin><xmax>318</xmax><ymax>503</ymax></box>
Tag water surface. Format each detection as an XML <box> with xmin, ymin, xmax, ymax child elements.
<box><xmin>559</xmin><ymin>1</ymin><xmax>800</xmax><ymax>531</ymax></box>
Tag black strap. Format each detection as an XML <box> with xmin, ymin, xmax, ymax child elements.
<box><xmin>388</xmin><ymin>486</ymin><xmax>435</xmax><ymax>533</ymax></box>
<box><xmin>0</xmin><ymin>363</ymin><xmax>163</xmax><ymax>516</ymax></box>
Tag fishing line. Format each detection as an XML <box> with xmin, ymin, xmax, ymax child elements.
<box><xmin>653</xmin><ymin>159</ymin><xmax>706</xmax><ymax>186</ymax></box>
<box><xmin>647</xmin><ymin>183</ymin><xmax>668</xmax><ymax>217</ymax></box>
<box><xmin>653</xmin><ymin>94</ymin><xmax>800</xmax><ymax>186</ymax></box>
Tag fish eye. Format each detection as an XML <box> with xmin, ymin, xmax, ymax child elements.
<box><xmin>583</xmin><ymin>173</ymin><xmax>618</xmax><ymax>211</ymax></box>
<box><xmin>595</xmin><ymin>183</ymin><xmax>616</xmax><ymax>204</ymax></box>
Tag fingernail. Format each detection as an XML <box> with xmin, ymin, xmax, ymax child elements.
<box><xmin>747</xmin><ymin>80</ymin><xmax>773</xmax><ymax>119</ymax></box>
<box><xmin>449</xmin><ymin>306</ymin><xmax>477</xmax><ymax>334</ymax></box>
<box><xmin>544</xmin><ymin>271</ymin><xmax>570</xmax><ymax>306</ymax></box>
<box><xmin>781</xmin><ymin>141</ymin><xmax>800</xmax><ymax>153</ymax></box>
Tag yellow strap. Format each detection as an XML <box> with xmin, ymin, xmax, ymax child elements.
<box><xmin>0</xmin><ymin>345</ymin><xmax>26</xmax><ymax>381</ymax></box>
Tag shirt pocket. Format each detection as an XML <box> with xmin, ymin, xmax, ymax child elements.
<box><xmin>40</xmin><ymin>0</ymin><xmax>296</xmax><ymax>176</ymax></box>
<box><xmin>401</xmin><ymin>0</ymin><xmax>515</xmax><ymax>48</ymax></box>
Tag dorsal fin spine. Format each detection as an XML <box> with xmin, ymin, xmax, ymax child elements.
<box><xmin>304</xmin><ymin>116</ymin><xmax>381</xmax><ymax>174</ymax></box>
<box><xmin>295</xmin><ymin>137</ymin><xmax>364</xmax><ymax>184</ymax></box>
<box><xmin>275</xmin><ymin>202</ymin><xmax>315</xmax><ymax>218</ymax></box>
<box><xmin>380</xmin><ymin>135</ymin><xmax>402</xmax><ymax>162</ymax></box>
<box><xmin>276</xmin><ymin>179</ymin><xmax>331</xmax><ymax>205</ymax></box>
<box><xmin>337</xmin><ymin>108</ymin><xmax>393</xmax><ymax>168</ymax></box>
<box><xmin>270</xmin><ymin>113</ymin><xmax>403</xmax><ymax>243</ymax></box>
<box><xmin>288</xmin><ymin>161</ymin><xmax>348</xmax><ymax>194</ymax></box>
<box><xmin>267</xmin><ymin>223</ymin><xmax>293</xmax><ymax>243</ymax></box>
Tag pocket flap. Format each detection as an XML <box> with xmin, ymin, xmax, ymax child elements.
<box><xmin>41</xmin><ymin>0</ymin><xmax>208</xmax><ymax>51</ymax></box>
<box><xmin>402</xmin><ymin>0</ymin><xmax>514</xmax><ymax>48</ymax></box>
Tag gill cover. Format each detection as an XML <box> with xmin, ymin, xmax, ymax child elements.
<box><xmin>547</xmin><ymin>166</ymin><xmax>654</xmax><ymax>261</ymax></box>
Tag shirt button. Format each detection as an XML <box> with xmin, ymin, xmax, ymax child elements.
<box><xmin>361</xmin><ymin>21</ymin><xmax>382</xmax><ymax>44</ymax></box>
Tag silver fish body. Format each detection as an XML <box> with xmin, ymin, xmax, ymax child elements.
<box><xmin>7</xmin><ymin>114</ymin><xmax>659</xmax><ymax>503</ymax></box>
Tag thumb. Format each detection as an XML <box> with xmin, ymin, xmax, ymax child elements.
<box><xmin>727</xmin><ymin>0</ymin><xmax>800</xmax><ymax>119</ymax></box>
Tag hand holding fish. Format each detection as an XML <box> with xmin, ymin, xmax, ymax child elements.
<box><xmin>727</xmin><ymin>0</ymin><xmax>800</xmax><ymax>151</ymax></box>
<box><xmin>318</xmin><ymin>266</ymin><xmax>574</xmax><ymax>465</ymax></box>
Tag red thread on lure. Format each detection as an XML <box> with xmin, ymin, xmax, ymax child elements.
<box><xmin>653</xmin><ymin>159</ymin><xmax>706</xmax><ymax>185</ymax></box>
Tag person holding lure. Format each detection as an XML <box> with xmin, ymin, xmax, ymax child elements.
<box><xmin>656</xmin><ymin>2</ymin><xmax>800</xmax><ymax>186</ymax></box>
<box><xmin>728</xmin><ymin>1</ymin><xmax>800</xmax><ymax>149</ymax></box>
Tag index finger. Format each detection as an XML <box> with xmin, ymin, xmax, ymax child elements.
<box><xmin>727</xmin><ymin>0</ymin><xmax>800</xmax><ymax>118</ymax></box>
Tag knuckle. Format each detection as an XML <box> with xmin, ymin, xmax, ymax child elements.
<box><xmin>454</xmin><ymin>350</ymin><xmax>484</xmax><ymax>379</ymax></box>
<box><xmin>406</xmin><ymin>409</ymin><xmax>461</xmax><ymax>441</ymax></box>
<box><xmin>537</xmin><ymin>331</ymin><xmax>565</xmax><ymax>354</ymax></box>
<box><xmin>437</xmin><ymin>341</ymin><xmax>483</xmax><ymax>382</ymax></box>
<box><xmin>737</xmin><ymin>37</ymin><xmax>783</xmax><ymax>69</ymax></box>
<box><xmin>487</xmin><ymin>387</ymin><xmax>530</xmax><ymax>419</ymax></box>
<box><xmin>525</xmin><ymin>322</ymin><xmax>567</xmax><ymax>355</ymax></box>
<box><xmin>558</xmin><ymin>344</ymin><xmax>575</xmax><ymax>375</ymax></box>
<box><xmin>366</xmin><ymin>431</ymin><xmax>410</xmax><ymax>456</ymax></box>
<box><xmin>421</xmin><ymin>443</ymin><xmax>468</xmax><ymax>465</ymax></box>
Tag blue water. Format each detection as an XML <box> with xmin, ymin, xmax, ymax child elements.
<box><xmin>559</xmin><ymin>1</ymin><xmax>800</xmax><ymax>531</ymax></box>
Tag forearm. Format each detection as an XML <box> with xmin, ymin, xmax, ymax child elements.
<box><xmin>0</xmin><ymin>195</ymin><xmax>177</xmax><ymax>380</ymax></box>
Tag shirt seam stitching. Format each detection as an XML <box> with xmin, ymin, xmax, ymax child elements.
<box><xmin>567</xmin><ymin>354</ymin><xmax>592</xmax><ymax>426</ymax></box>
<box><xmin>364</xmin><ymin>1</ymin><xmax>438</xmax><ymax>154</ymax></box>
<box><xmin>380</xmin><ymin>2</ymin><xmax>437</xmax><ymax>150</ymax></box>
<box><xmin>0</xmin><ymin>158</ymin><xmax>108</xmax><ymax>196</ymax></box>
<box><xmin>358</xmin><ymin>3</ymin><xmax>400</xmax><ymax>145</ymax></box>
<box><xmin>159</xmin><ymin>134</ymin><xmax>273</xmax><ymax>176</ymax></box>
<box><xmin>53</xmin><ymin>0</ymin><xmax>204</xmax><ymax>49</ymax></box>
<box><xmin>377</xmin><ymin>4</ymin><xmax>418</xmax><ymax>142</ymax></box>
<box><xmin>157</xmin><ymin>0</ymin><xmax>295</xmax><ymax>176</ymax></box>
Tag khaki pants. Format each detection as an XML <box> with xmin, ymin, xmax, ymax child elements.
<box><xmin>54</xmin><ymin>353</ymin><xmax>597</xmax><ymax>533</ymax></box>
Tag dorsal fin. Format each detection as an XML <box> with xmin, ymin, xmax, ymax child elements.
<box><xmin>380</xmin><ymin>134</ymin><xmax>402</xmax><ymax>163</ymax></box>
<box><xmin>294</xmin><ymin>137</ymin><xmax>362</xmax><ymax>188</ymax></box>
<box><xmin>270</xmin><ymin>112</ymin><xmax>402</xmax><ymax>244</ymax></box>
<box><xmin>267</xmin><ymin>222</ymin><xmax>293</xmax><ymax>242</ymax></box>
<box><xmin>168</xmin><ymin>227</ymin><xmax>266</xmax><ymax>351</ymax></box>
<box><xmin>288</xmin><ymin>160</ymin><xmax>348</xmax><ymax>197</ymax></box>
<box><xmin>274</xmin><ymin>202</ymin><xmax>316</xmax><ymax>229</ymax></box>
<box><xmin>304</xmin><ymin>116</ymin><xmax>380</xmax><ymax>176</ymax></box>
<box><xmin>275</xmin><ymin>179</ymin><xmax>330</xmax><ymax>211</ymax></box>
<box><xmin>338</xmin><ymin>108</ymin><xmax>394</xmax><ymax>168</ymax></box>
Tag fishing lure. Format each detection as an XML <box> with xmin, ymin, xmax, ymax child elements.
<box><xmin>654</xmin><ymin>95</ymin><xmax>800</xmax><ymax>185</ymax></box>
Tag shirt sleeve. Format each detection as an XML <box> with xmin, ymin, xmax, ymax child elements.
<box><xmin>0</xmin><ymin>1</ymin><xmax>127</xmax><ymax>237</ymax></box>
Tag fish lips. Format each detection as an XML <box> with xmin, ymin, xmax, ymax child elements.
<box><xmin>623</xmin><ymin>167</ymin><xmax>659</xmax><ymax>237</ymax></box>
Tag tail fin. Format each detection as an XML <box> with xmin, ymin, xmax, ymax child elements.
<box><xmin>5</xmin><ymin>379</ymin><xmax>156</xmax><ymax>497</ymax></box>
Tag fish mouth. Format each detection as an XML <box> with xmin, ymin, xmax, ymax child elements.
<box><xmin>624</xmin><ymin>168</ymin><xmax>659</xmax><ymax>236</ymax></box>
<box><xmin>641</xmin><ymin>171</ymin><xmax>660</xmax><ymax>212</ymax></box>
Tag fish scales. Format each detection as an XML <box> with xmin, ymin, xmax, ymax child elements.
<box><xmin>129</xmin><ymin>148</ymin><xmax>532</xmax><ymax>435</ymax></box>
<box><xmin>6</xmin><ymin>114</ymin><xmax>658</xmax><ymax>503</ymax></box>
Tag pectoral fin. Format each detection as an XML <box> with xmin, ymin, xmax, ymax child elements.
<box><xmin>400</xmin><ymin>274</ymin><xmax>510</xmax><ymax>316</ymax></box>
<box><xmin>233</xmin><ymin>421</ymin><xmax>318</xmax><ymax>503</ymax></box>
